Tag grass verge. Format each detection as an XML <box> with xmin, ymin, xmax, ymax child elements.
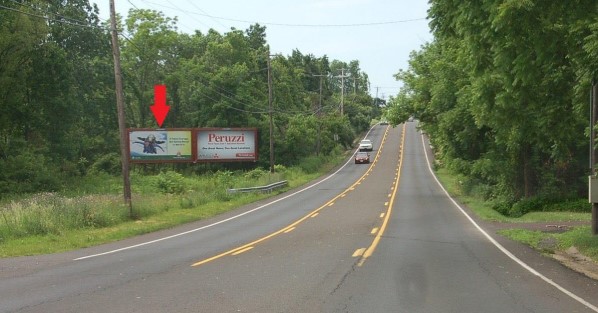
<box><xmin>0</xmin><ymin>194</ymin><xmax>253</xmax><ymax>257</ymax></box>
<box><xmin>0</xmin><ymin>153</ymin><xmax>347</xmax><ymax>258</ymax></box>
<box><xmin>435</xmin><ymin>167</ymin><xmax>598</xmax><ymax>263</ymax></box>
<box><xmin>496</xmin><ymin>227</ymin><xmax>598</xmax><ymax>260</ymax></box>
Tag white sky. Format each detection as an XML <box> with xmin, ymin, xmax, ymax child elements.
<box><xmin>94</xmin><ymin>0</ymin><xmax>433</xmax><ymax>99</ymax></box>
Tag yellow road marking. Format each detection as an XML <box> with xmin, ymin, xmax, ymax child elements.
<box><xmin>371</xmin><ymin>227</ymin><xmax>379</xmax><ymax>234</ymax></box>
<box><xmin>284</xmin><ymin>227</ymin><xmax>295</xmax><ymax>233</ymax></box>
<box><xmin>232</xmin><ymin>247</ymin><xmax>254</xmax><ymax>255</ymax></box>
<box><xmin>311</xmin><ymin>213</ymin><xmax>319</xmax><ymax>218</ymax></box>
<box><xmin>358</xmin><ymin>123</ymin><xmax>406</xmax><ymax>267</ymax></box>
<box><xmin>353</xmin><ymin>248</ymin><xmax>366</xmax><ymax>257</ymax></box>
<box><xmin>191</xmin><ymin>126</ymin><xmax>392</xmax><ymax>268</ymax></box>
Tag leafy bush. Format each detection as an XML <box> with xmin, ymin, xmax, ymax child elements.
<box><xmin>502</xmin><ymin>196</ymin><xmax>590</xmax><ymax>218</ymax></box>
<box><xmin>88</xmin><ymin>153</ymin><xmax>121</xmax><ymax>175</ymax></box>
<box><xmin>274</xmin><ymin>164</ymin><xmax>287</xmax><ymax>173</ymax></box>
<box><xmin>542</xmin><ymin>198</ymin><xmax>590</xmax><ymax>213</ymax></box>
<box><xmin>470</xmin><ymin>183</ymin><xmax>494</xmax><ymax>200</ymax></box>
<box><xmin>216</xmin><ymin>170</ymin><xmax>234</xmax><ymax>188</ymax></box>
<box><xmin>492</xmin><ymin>201</ymin><xmax>510</xmax><ymax>216</ymax></box>
<box><xmin>178</xmin><ymin>196</ymin><xmax>195</xmax><ymax>209</ymax></box>
<box><xmin>155</xmin><ymin>171</ymin><xmax>185</xmax><ymax>194</ymax></box>
<box><xmin>0</xmin><ymin>152</ymin><xmax>62</xmax><ymax>194</ymax></box>
<box><xmin>446</xmin><ymin>158</ymin><xmax>472</xmax><ymax>176</ymax></box>
<box><xmin>244</xmin><ymin>168</ymin><xmax>267</xmax><ymax>180</ymax></box>
<box><xmin>508</xmin><ymin>198</ymin><xmax>541</xmax><ymax>217</ymax></box>
<box><xmin>298</xmin><ymin>156</ymin><xmax>324</xmax><ymax>174</ymax></box>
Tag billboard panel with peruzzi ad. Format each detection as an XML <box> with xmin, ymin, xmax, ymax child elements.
<box><xmin>196</xmin><ymin>128</ymin><xmax>258</xmax><ymax>162</ymax></box>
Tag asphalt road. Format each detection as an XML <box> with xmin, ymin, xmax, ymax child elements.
<box><xmin>1</xmin><ymin>122</ymin><xmax>598</xmax><ymax>313</ymax></box>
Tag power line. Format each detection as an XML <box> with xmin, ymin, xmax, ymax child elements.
<box><xmin>1</xmin><ymin>1</ymin><xmax>358</xmax><ymax>118</ymax></box>
<box><xmin>8</xmin><ymin>0</ymin><xmax>105</xmax><ymax>26</ymax></box>
<box><xmin>122</xmin><ymin>0</ymin><xmax>426</xmax><ymax>28</ymax></box>
<box><xmin>0</xmin><ymin>3</ymin><xmax>107</xmax><ymax>30</ymax></box>
<box><xmin>193</xmin><ymin>77</ymin><xmax>328</xmax><ymax>117</ymax></box>
<box><xmin>0</xmin><ymin>3</ymin><xmax>260</xmax><ymax>116</ymax></box>
<box><xmin>182</xmin><ymin>0</ymin><xmax>227</xmax><ymax>28</ymax></box>
<box><xmin>132</xmin><ymin>0</ymin><xmax>196</xmax><ymax>34</ymax></box>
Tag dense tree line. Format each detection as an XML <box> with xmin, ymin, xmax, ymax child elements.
<box><xmin>0</xmin><ymin>0</ymin><xmax>380</xmax><ymax>195</ymax></box>
<box><xmin>388</xmin><ymin>0</ymin><xmax>598</xmax><ymax>208</ymax></box>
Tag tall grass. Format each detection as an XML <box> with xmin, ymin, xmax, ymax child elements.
<box><xmin>0</xmin><ymin>161</ymin><xmax>337</xmax><ymax>256</ymax></box>
<box><xmin>0</xmin><ymin>193</ymin><xmax>127</xmax><ymax>240</ymax></box>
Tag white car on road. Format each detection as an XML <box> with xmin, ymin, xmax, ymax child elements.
<box><xmin>358</xmin><ymin>139</ymin><xmax>373</xmax><ymax>151</ymax></box>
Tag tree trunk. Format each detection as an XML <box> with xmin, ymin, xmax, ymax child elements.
<box><xmin>522</xmin><ymin>143</ymin><xmax>535</xmax><ymax>198</ymax></box>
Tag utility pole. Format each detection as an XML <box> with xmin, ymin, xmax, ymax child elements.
<box><xmin>335</xmin><ymin>69</ymin><xmax>350</xmax><ymax>116</ymax></box>
<box><xmin>109</xmin><ymin>0</ymin><xmax>132</xmax><ymax>215</ymax></box>
<box><xmin>340</xmin><ymin>68</ymin><xmax>345</xmax><ymax>116</ymax></box>
<box><xmin>313</xmin><ymin>74</ymin><xmax>327</xmax><ymax>156</ymax></box>
<box><xmin>592</xmin><ymin>79</ymin><xmax>598</xmax><ymax>235</ymax></box>
<box><xmin>267</xmin><ymin>51</ymin><xmax>274</xmax><ymax>173</ymax></box>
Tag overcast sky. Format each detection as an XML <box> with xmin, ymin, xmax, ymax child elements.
<box><xmin>94</xmin><ymin>0</ymin><xmax>433</xmax><ymax>100</ymax></box>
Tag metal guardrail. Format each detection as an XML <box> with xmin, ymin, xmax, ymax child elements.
<box><xmin>227</xmin><ymin>180</ymin><xmax>288</xmax><ymax>194</ymax></box>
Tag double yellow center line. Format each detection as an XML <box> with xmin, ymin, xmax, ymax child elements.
<box><xmin>356</xmin><ymin>123</ymin><xmax>405</xmax><ymax>266</ymax></box>
<box><xmin>191</xmin><ymin>125</ymin><xmax>402</xmax><ymax>268</ymax></box>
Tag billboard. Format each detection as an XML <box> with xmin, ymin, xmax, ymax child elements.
<box><xmin>128</xmin><ymin>129</ymin><xmax>193</xmax><ymax>163</ymax></box>
<box><xmin>196</xmin><ymin>128</ymin><xmax>258</xmax><ymax>162</ymax></box>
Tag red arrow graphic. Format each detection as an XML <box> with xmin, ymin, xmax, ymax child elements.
<box><xmin>150</xmin><ymin>84</ymin><xmax>170</xmax><ymax>127</ymax></box>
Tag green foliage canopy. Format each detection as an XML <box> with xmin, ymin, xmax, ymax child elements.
<box><xmin>0</xmin><ymin>2</ymin><xmax>377</xmax><ymax>196</ymax></box>
<box><xmin>390</xmin><ymin>0</ymin><xmax>597</xmax><ymax>203</ymax></box>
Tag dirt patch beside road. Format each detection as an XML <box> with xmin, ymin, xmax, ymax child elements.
<box><xmin>491</xmin><ymin>221</ymin><xmax>598</xmax><ymax>281</ymax></box>
<box><xmin>553</xmin><ymin>247</ymin><xmax>598</xmax><ymax>281</ymax></box>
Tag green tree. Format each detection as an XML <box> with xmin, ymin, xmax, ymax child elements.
<box><xmin>121</xmin><ymin>9</ymin><xmax>181</xmax><ymax>128</ymax></box>
<box><xmin>0</xmin><ymin>0</ymin><xmax>114</xmax><ymax>192</ymax></box>
<box><xmin>397</xmin><ymin>0</ymin><xmax>598</xmax><ymax>203</ymax></box>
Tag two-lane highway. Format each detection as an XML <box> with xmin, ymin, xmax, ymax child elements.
<box><xmin>321</xmin><ymin>122</ymin><xmax>598</xmax><ymax>313</ymax></box>
<box><xmin>1</xmin><ymin>122</ymin><xmax>598</xmax><ymax>312</ymax></box>
<box><xmin>0</xmin><ymin>124</ymin><xmax>390</xmax><ymax>312</ymax></box>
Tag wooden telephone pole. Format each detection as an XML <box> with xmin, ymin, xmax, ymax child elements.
<box><xmin>313</xmin><ymin>74</ymin><xmax>327</xmax><ymax>156</ymax></box>
<box><xmin>332</xmin><ymin>69</ymin><xmax>350</xmax><ymax>116</ymax></box>
<box><xmin>267</xmin><ymin>51</ymin><xmax>274</xmax><ymax>173</ymax></box>
<box><xmin>109</xmin><ymin>0</ymin><xmax>132</xmax><ymax>215</ymax></box>
<box><xmin>592</xmin><ymin>80</ymin><xmax>598</xmax><ymax>235</ymax></box>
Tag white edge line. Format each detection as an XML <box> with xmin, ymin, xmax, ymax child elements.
<box><xmin>419</xmin><ymin>130</ymin><xmax>598</xmax><ymax>312</ymax></box>
<box><xmin>75</xmin><ymin>125</ymin><xmax>380</xmax><ymax>261</ymax></box>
